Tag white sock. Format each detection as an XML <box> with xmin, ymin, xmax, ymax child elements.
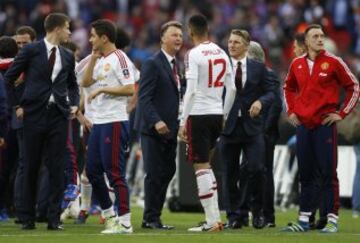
<box><xmin>80</xmin><ymin>182</ymin><xmax>92</xmax><ymax>211</ymax></box>
<box><xmin>118</xmin><ymin>213</ymin><xmax>131</xmax><ymax>226</ymax></box>
<box><xmin>327</xmin><ymin>213</ymin><xmax>338</xmax><ymax>224</ymax></box>
<box><xmin>299</xmin><ymin>211</ymin><xmax>311</xmax><ymax>223</ymax></box>
<box><xmin>102</xmin><ymin>205</ymin><xmax>116</xmax><ymax>218</ymax></box>
<box><xmin>209</xmin><ymin>169</ymin><xmax>221</xmax><ymax>222</ymax></box>
<box><xmin>196</xmin><ymin>169</ymin><xmax>217</xmax><ymax>225</ymax></box>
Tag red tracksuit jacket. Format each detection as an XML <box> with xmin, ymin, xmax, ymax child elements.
<box><xmin>284</xmin><ymin>50</ymin><xmax>359</xmax><ymax>128</ymax></box>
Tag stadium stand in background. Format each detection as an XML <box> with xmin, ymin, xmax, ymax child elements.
<box><xmin>1</xmin><ymin>0</ymin><xmax>360</xmax><ymax>80</ymax></box>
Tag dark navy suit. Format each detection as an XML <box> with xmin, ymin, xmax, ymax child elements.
<box><xmin>134</xmin><ymin>51</ymin><xmax>179</xmax><ymax>224</ymax></box>
<box><xmin>0</xmin><ymin>74</ymin><xmax>8</xmax><ymax>213</ymax></box>
<box><xmin>220</xmin><ymin>59</ymin><xmax>275</xmax><ymax>223</ymax></box>
<box><xmin>0</xmin><ymin>73</ymin><xmax>6</xmax><ymax>140</ymax></box>
<box><xmin>5</xmin><ymin>40</ymin><xmax>79</xmax><ymax>226</ymax></box>
<box><xmin>262</xmin><ymin>69</ymin><xmax>282</xmax><ymax>224</ymax></box>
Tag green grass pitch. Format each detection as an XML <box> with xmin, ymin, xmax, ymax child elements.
<box><xmin>0</xmin><ymin>207</ymin><xmax>359</xmax><ymax>243</ymax></box>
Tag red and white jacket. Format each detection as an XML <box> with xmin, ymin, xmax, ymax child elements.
<box><xmin>0</xmin><ymin>58</ymin><xmax>14</xmax><ymax>71</ymax></box>
<box><xmin>284</xmin><ymin>50</ymin><xmax>359</xmax><ymax>128</ymax></box>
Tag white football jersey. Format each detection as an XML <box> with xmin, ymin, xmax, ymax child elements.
<box><xmin>75</xmin><ymin>55</ymin><xmax>96</xmax><ymax>122</ymax></box>
<box><xmin>184</xmin><ymin>41</ymin><xmax>232</xmax><ymax>116</ymax></box>
<box><xmin>91</xmin><ymin>49</ymin><xmax>135</xmax><ymax>124</ymax></box>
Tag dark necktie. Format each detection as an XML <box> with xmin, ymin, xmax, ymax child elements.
<box><xmin>48</xmin><ymin>47</ymin><xmax>56</xmax><ymax>77</ymax></box>
<box><xmin>235</xmin><ymin>61</ymin><xmax>242</xmax><ymax>90</ymax></box>
<box><xmin>171</xmin><ymin>59</ymin><xmax>179</xmax><ymax>86</ymax></box>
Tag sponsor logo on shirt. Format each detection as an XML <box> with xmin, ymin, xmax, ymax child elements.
<box><xmin>123</xmin><ymin>69</ymin><xmax>130</xmax><ymax>79</ymax></box>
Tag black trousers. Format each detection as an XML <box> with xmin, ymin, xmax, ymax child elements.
<box><xmin>14</xmin><ymin>128</ymin><xmax>51</xmax><ymax>221</ymax></box>
<box><xmin>14</xmin><ymin>128</ymin><xmax>24</xmax><ymax>218</ymax></box>
<box><xmin>141</xmin><ymin>133</ymin><xmax>177</xmax><ymax>223</ymax></box>
<box><xmin>262</xmin><ymin>132</ymin><xmax>277</xmax><ymax>223</ymax></box>
<box><xmin>230</xmin><ymin>132</ymin><xmax>276</xmax><ymax>223</ymax></box>
<box><xmin>220</xmin><ymin>120</ymin><xmax>266</xmax><ymax>221</ymax></box>
<box><xmin>21</xmin><ymin>105</ymin><xmax>68</xmax><ymax>224</ymax></box>
<box><xmin>0</xmin><ymin>127</ymin><xmax>18</xmax><ymax>212</ymax></box>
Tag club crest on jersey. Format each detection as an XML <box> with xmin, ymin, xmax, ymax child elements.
<box><xmin>104</xmin><ymin>63</ymin><xmax>111</xmax><ymax>72</ymax></box>
<box><xmin>321</xmin><ymin>62</ymin><xmax>329</xmax><ymax>70</ymax></box>
<box><xmin>123</xmin><ymin>68</ymin><xmax>130</xmax><ymax>79</ymax></box>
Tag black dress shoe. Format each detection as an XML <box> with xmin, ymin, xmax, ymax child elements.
<box><xmin>224</xmin><ymin>220</ymin><xmax>242</xmax><ymax>229</ymax></box>
<box><xmin>22</xmin><ymin>221</ymin><xmax>36</xmax><ymax>230</ymax></box>
<box><xmin>15</xmin><ymin>218</ymin><xmax>24</xmax><ymax>224</ymax></box>
<box><xmin>265</xmin><ymin>222</ymin><xmax>276</xmax><ymax>228</ymax></box>
<box><xmin>36</xmin><ymin>215</ymin><xmax>48</xmax><ymax>223</ymax></box>
<box><xmin>141</xmin><ymin>221</ymin><xmax>175</xmax><ymax>230</ymax></box>
<box><xmin>252</xmin><ymin>215</ymin><xmax>265</xmax><ymax>229</ymax></box>
<box><xmin>47</xmin><ymin>223</ymin><xmax>64</xmax><ymax>230</ymax></box>
<box><xmin>240</xmin><ymin>217</ymin><xmax>249</xmax><ymax>227</ymax></box>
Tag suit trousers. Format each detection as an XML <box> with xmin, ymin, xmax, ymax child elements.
<box><xmin>21</xmin><ymin>105</ymin><xmax>68</xmax><ymax>224</ymax></box>
<box><xmin>263</xmin><ymin>132</ymin><xmax>276</xmax><ymax>223</ymax></box>
<box><xmin>230</xmin><ymin>132</ymin><xmax>277</xmax><ymax>223</ymax></box>
<box><xmin>220</xmin><ymin>118</ymin><xmax>266</xmax><ymax>221</ymax></box>
<box><xmin>141</xmin><ymin>133</ymin><xmax>177</xmax><ymax>223</ymax></box>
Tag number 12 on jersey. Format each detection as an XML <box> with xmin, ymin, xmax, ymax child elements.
<box><xmin>208</xmin><ymin>58</ymin><xmax>226</xmax><ymax>88</ymax></box>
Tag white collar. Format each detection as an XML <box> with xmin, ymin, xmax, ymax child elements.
<box><xmin>231</xmin><ymin>56</ymin><xmax>247</xmax><ymax>67</ymax></box>
<box><xmin>44</xmin><ymin>38</ymin><xmax>58</xmax><ymax>53</ymax></box>
<box><xmin>161</xmin><ymin>49</ymin><xmax>175</xmax><ymax>64</ymax></box>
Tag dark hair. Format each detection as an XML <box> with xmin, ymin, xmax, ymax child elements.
<box><xmin>115</xmin><ymin>27</ymin><xmax>130</xmax><ymax>49</ymax></box>
<box><xmin>16</xmin><ymin>26</ymin><xmax>37</xmax><ymax>41</ymax></box>
<box><xmin>91</xmin><ymin>19</ymin><xmax>116</xmax><ymax>43</ymax></box>
<box><xmin>304</xmin><ymin>24</ymin><xmax>324</xmax><ymax>37</ymax></box>
<box><xmin>44</xmin><ymin>13</ymin><xmax>70</xmax><ymax>33</ymax></box>
<box><xmin>188</xmin><ymin>14</ymin><xmax>208</xmax><ymax>36</ymax></box>
<box><xmin>294</xmin><ymin>32</ymin><xmax>305</xmax><ymax>45</ymax></box>
<box><xmin>0</xmin><ymin>36</ymin><xmax>18</xmax><ymax>58</ymax></box>
<box><xmin>230</xmin><ymin>29</ymin><xmax>251</xmax><ymax>45</ymax></box>
<box><xmin>160</xmin><ymin>21</ymin><xmax>182</xmax><ymax>38</ymax></box>
<box><xmin>60</xmin><ymin>41</ymin><xmax>78</xmax><ymax>52</ymax></box>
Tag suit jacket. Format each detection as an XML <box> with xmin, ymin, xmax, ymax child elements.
<box><xmin>134</xmin><ymin>51</ymin><xmax>180</xmax><ymax>139</ymax></box>
<box><xmin>223</xmin><ymin>59</ymin><xmax>275</xmax><ymax>137</ymax></box>
<box><xmin>263</xmin><ymin>68</ymin><xmax>282</xmax><ymax>139</ymax></box>
<box><xmin>0</xmin><ymin>73</ymin><xmax>7</xmax><ymax>137</ymax></box>
<box><xmin>5</xmin><ymin>40</ymin><xmax>79</xmax><ymax>122</ymax></box>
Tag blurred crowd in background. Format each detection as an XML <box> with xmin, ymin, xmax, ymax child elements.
<box><xmin>1</xmin><ymin>0</ymin><xmax>360</xmax><ymax>77</ymax></box>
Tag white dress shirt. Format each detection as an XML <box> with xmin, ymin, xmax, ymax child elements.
<box><xmin>231</xmin><ymin>56</ymin><xmax>247</xmax><ymax>116</ymax></box>
<box><xmin>44</xmin><ymin>38</ymin><xmax>62</xmax><ymax>103</ymax></box>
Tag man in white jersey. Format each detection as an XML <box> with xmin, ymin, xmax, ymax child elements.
<box><xmin>81</xmin><ymin>19</ymin><xmax>135</xmax><ymax>234</ymax></box>
<box><xmin>75</xmin><ymin>27</ymin><xmax>140</xmax><ymax>225</ymax></box>
<box><xmin>178</xmin><ymin>14</ymin><xmax>235</xmax><ymax>232</ymax></box>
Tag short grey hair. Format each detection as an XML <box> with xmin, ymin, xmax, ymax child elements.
<box><xmin>247</xmin><ymin>41</ymin><xmax>265</xmax><ymax>63</ymax></box>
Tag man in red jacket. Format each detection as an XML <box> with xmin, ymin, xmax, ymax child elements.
<box><xmin>283</xmin><ymin>24</ymin><xmax>359</xmax><ymax>233</ymax></box>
